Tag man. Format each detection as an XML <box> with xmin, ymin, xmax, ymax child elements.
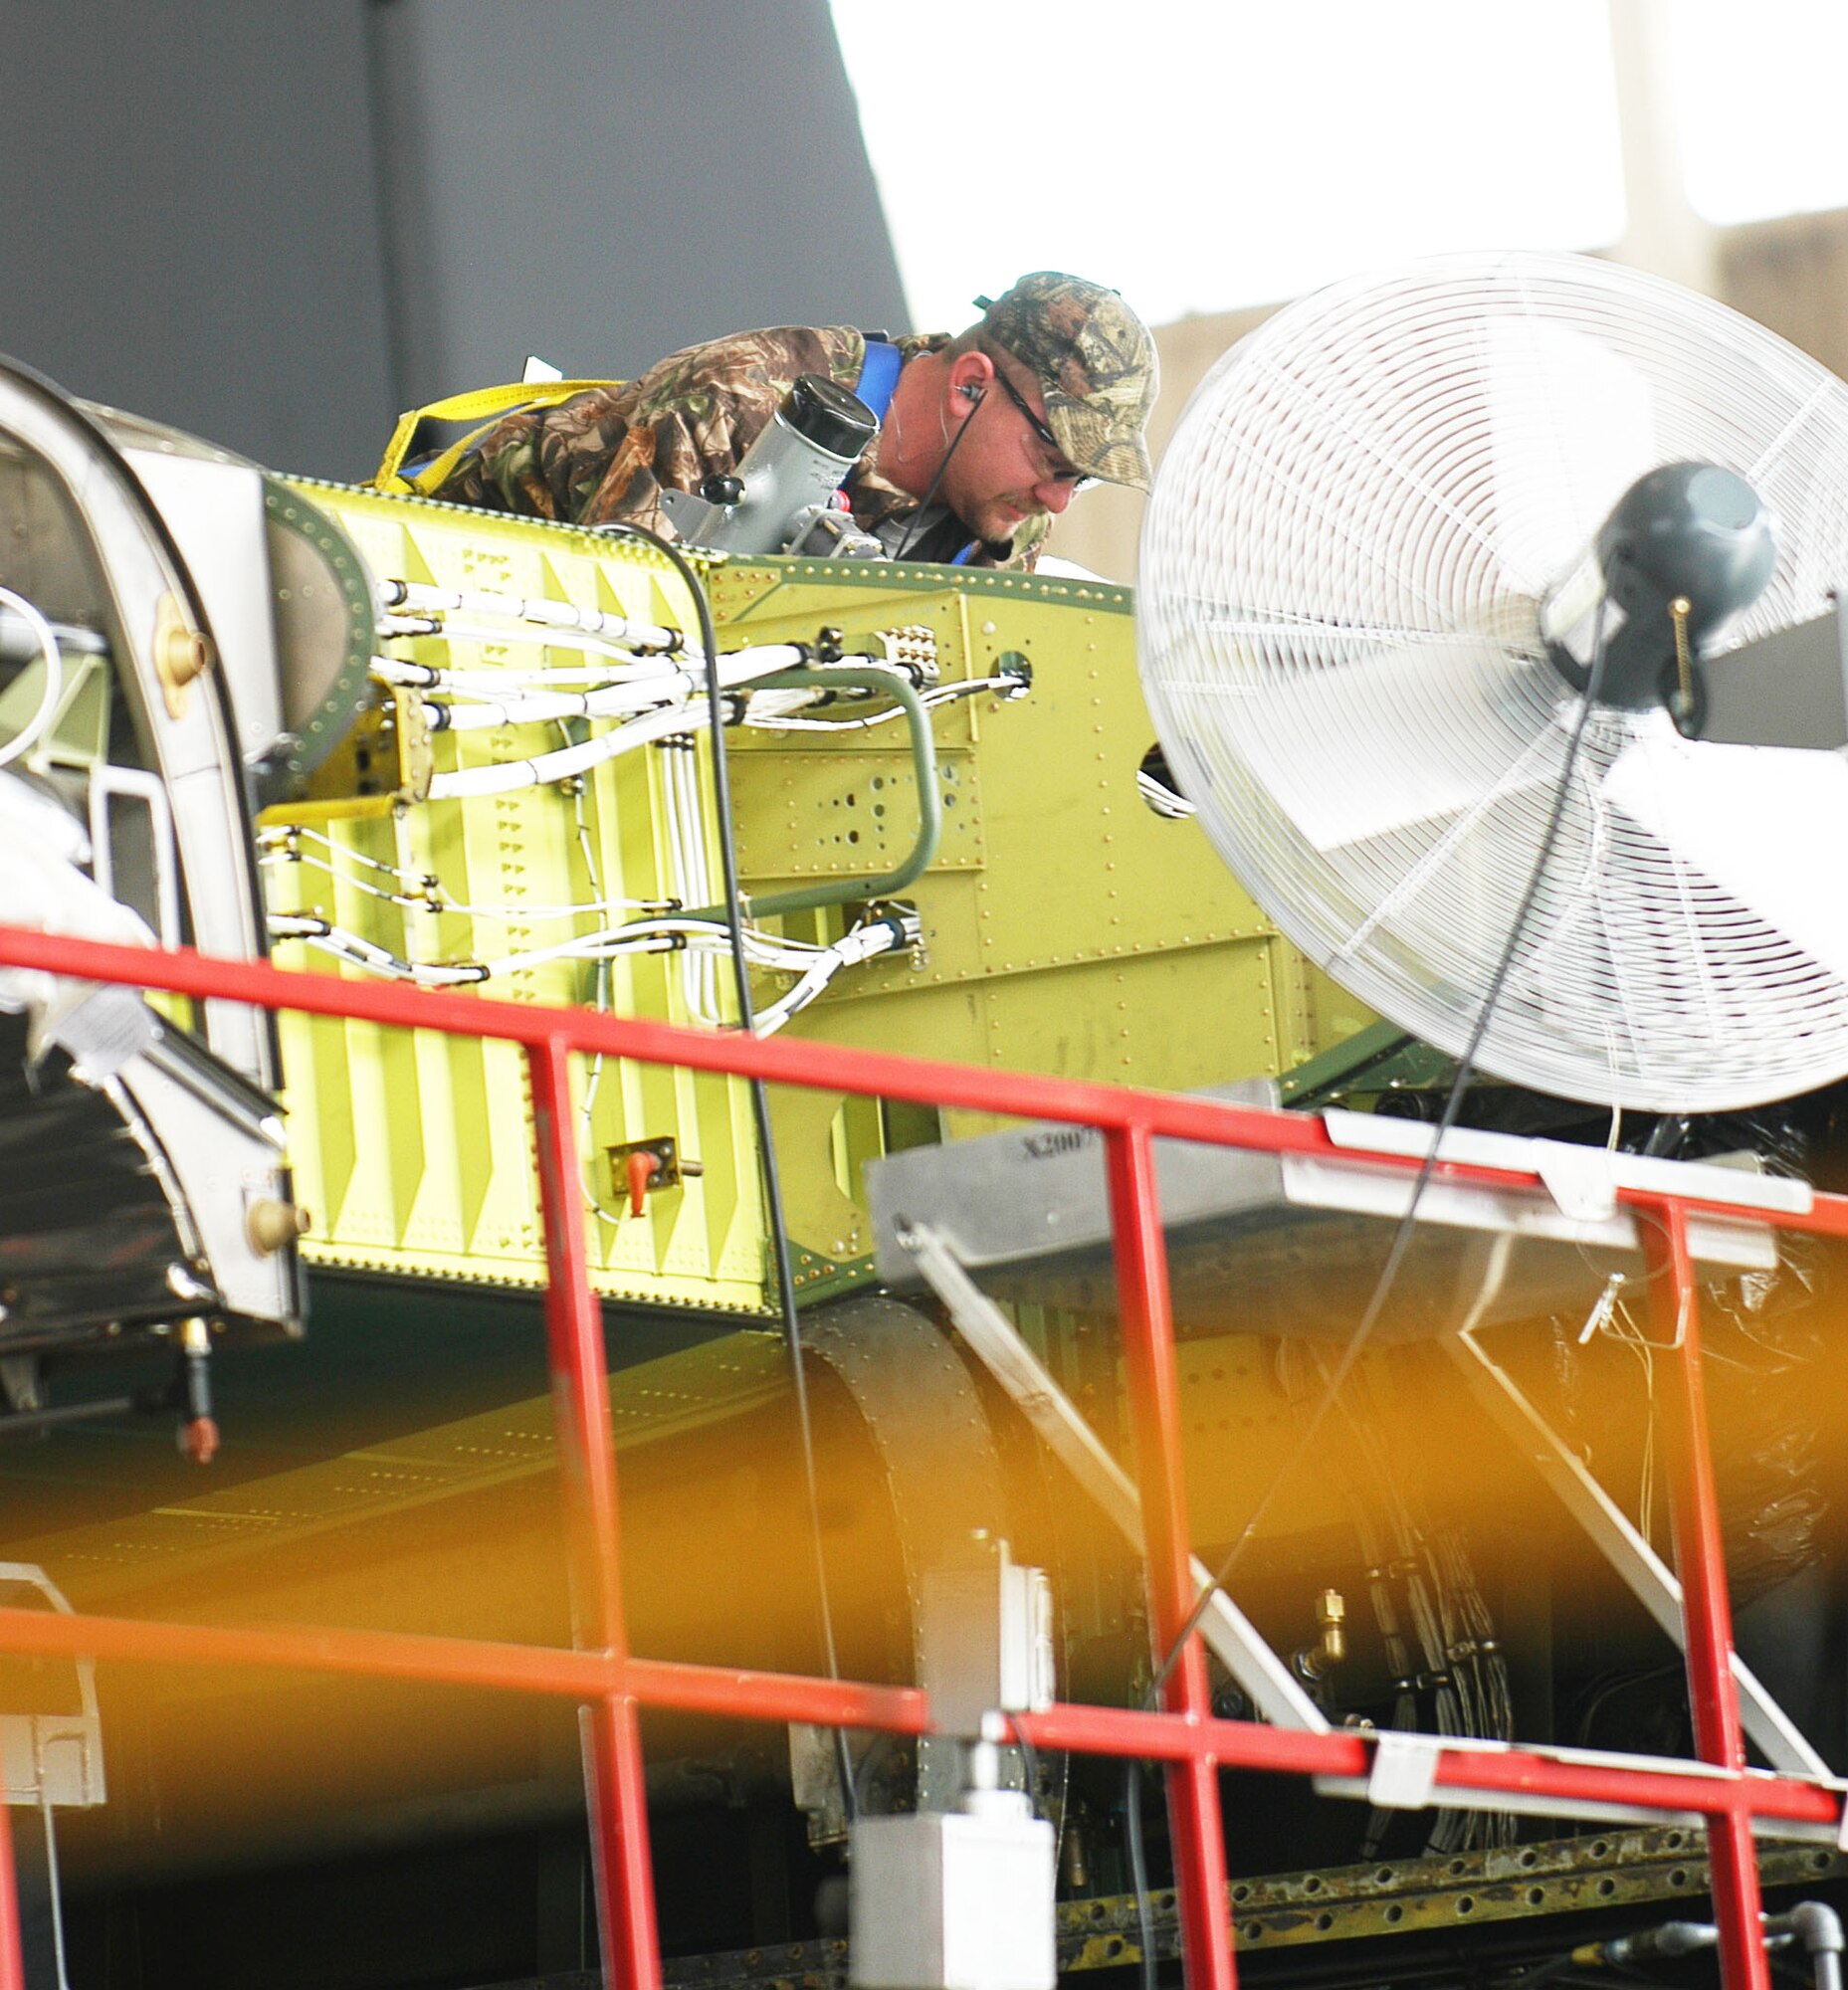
<box><xmin>433</xmin><ymin>272</ymin><xmax>1156</xmax><ymax>571</ymax></box>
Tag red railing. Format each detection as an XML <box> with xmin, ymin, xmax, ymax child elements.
<box><xmin>0</xmin><ymin>924</ymin><xmax>1843</xmax><ymax>1990</ymax></box>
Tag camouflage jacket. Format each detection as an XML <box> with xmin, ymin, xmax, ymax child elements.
<box><xmin>432</xmin><ymin>325</ymin><xmax>1049</xmax><ymax>571</ymax></box>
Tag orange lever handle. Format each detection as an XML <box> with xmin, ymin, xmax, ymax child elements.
<box><xmin>627</xmin><ymin>1148</ymin><xmax>663</xmax><ymax>1218</ymax></box>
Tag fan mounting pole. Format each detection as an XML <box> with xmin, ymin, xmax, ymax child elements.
<box><xmin>1645</xmin><ymin>1201</ymin><xmax>1769</xmax><ymax>1990</ymax></box>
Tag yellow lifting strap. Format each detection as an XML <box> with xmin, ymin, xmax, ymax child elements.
<box><xmin>373</xmin><ymin>378</ymin><xmax>620</xmax><ymax>497</ymax></box>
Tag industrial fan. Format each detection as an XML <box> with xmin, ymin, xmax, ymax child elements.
<box><xmin>1138</xmin><ymin>251</ymin><xmax>1848</xmax><ymax>1112</ymax></box>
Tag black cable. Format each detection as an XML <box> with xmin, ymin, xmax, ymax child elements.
<box><xmin>1523</xmin><ymin>1974</ymin><xmax>1657</xmax><ymax>1990</ymax></box>
<box><xmin>891</xmin><ymin>389</ymin><xmax>985</xmax><ymax>561</ymax></box>
<box><xmin>1567</xmin><ymin>1662</ymin><xmax>1681</xmax><ymax>1748</ymax></box>
<box><xmin>1143</xmin><ymin>593</ymin><xmax>1621</xmax><ymax>1705</ymax></box>
<box><xmin>599</xmin><ymin>518</ymin><xmax>859</xmax><ymax>1823</ymax></box>
<box><xmin>1125</xmin><ymin>1757</ymin><xmax>1159</xmax><ymax>1990</ymax></box>
<box><xmin>1113</xmin><ymin>608</ymin><xmax>1620</xmax><ymax>1970</ymax></box>
<box><xmin>1503</xmin><ymin>1942</ymin><xmax>1698</xmax><ymax>1990</ymax></box>
<box><xmin>1015</xmin><ymin>1728</ymin><xmax>1043</xmax><ymax>1819</ymax></box>
<box><xmin>1507</xmin><ymin>1954</ymin><xmax>1587</xmax><ymax>1990</ymax></box>
<box><xmin>852</xmin><ymin>1728</ymin><xmax>900</xmax><ymax>1813</ymax></box>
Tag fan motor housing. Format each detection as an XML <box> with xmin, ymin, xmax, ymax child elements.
<box><xmin>1550</xmin><ymin>462</ymin><xmax>1776</xmax><ymax>710</ymax></box>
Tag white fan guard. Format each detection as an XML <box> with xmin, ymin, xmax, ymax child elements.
<box><xmin>1138</xmin><ymin>250</ymin><xmax>1848</xmax><ymax>1112</ymax></box>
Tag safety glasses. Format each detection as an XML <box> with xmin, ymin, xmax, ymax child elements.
<box><xmin>991</xmin><ymin>370</ymin><xmax>1095</xmax><ymax>490</ymax></box>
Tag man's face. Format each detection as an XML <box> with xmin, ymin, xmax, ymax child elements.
<box><xmin>938</xmin><ymin>361</ymin><xmax>1090</xmax><ymax>545</ymax></box>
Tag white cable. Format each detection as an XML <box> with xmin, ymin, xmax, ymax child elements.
<box><xmin>267</xmin><ymin>916</ymin><xmax>490</xmax><ymax>985</ymax></box>
<box><xmin>484</xmin><ymin>919</ymin><xmax>827</xmax><ymax>976</ymax></box>
<box><xmin>381</xmin><ymin>577</ymin><xmax>684</xmax><ymax>654</ymax></box>
<box><xmin>580</xmin><ymin>1043</ymin><xmax>629</xmax><ymax>1231</ymax></box>
<box><xmin>739</xmin><ymin>677</ymin><xmax>1015</xmax><ymax>732</ymax></box>
<box><xmin>259</xmin><ymin>824</ymin><xmax>399</xmax><ymax>874</ymax></box>
<box><xmin>423</xmin><ymin>645</ymin><xmax>814</xmax><ymax>734</ymax></box>
<box><xmin>565</xmin><ymin>788</ymin><xmax>643</xmax><ymax>1233</ymax></box>
<box><xmin>384</xmin><ymin>641</ymin><xmax>910</xmax><ymax>802</ymax></box>
<box><xmin>751</xmin><ymin>959</ymin><xmax>848</xmax><ymax>1035</ymax></box>
<box><xmin>380</xmin><ymin>659</ymin><xmax>685</xmax><ymax>694</ymax></box>
<box><xmin>379</xmin><ymin>617</ymin><xmax>689</xmax><ymax>674</ymax></box>
<box><xmin>258</xmin><ymin>829</ymin><xmax>670</xmax><ymax>919</ymax></box>
<box><xmin>260</xmin><ymin>852</ymin><xmax>668</xmax><ymax>924</ymax></box>
<box><xmin>938</xmin><ymin>676</ymin><xmax>1024</xmax><ymax>699</ymax></box>
<box><xmin>259</xmin><ymin>848</ymin><xmax>419</xmax><ymax>908</ymax></box>
<box><xmin>427</xmin><ymin>700</ymin><xmax>708</xmax><ymax>800</ymax></box>
<box><xmin>431</xmin><ymin>683</ymin><xmax>680</xmax><ymax>731</ymax></box>
<box><xmin>273</xmin><ymin>917</ymin><xmax>681</xmax><ymax>984</ymax></box>
<box><xmin>268</xmin><ymin>910</ymin><xmax>830</xmax><ymax>984</ymax></box>
<box><xmin>751</xmin><ymin>918</ymin><xmax>916</xmax><ymax>1036</ymax></box>
<box><xmin>0</xmin><ymin>588</ymin><xmax>66</xmax><ymax>772</ymax></box>
<box><xmin>742</xmin><ymin>706</ymin><xmax>908</xmax><ymax>732</ymax></box>
<box><xmin>381</xmin><ymin>646</ymin><xmax>823</xmax><ymax>696</ymax></box>
<box><xmin>735</xmin><ymin>687</ymin><xmax>837</xmax><ymax>724</ymax></box>
<box><xmin>469</xmin><ymin>920</ymin><xmax>685</xmax><ymax>978</ymax></box>
<box><xmin>438</xmin><ymin>889</ymin><xmax>675</xmax><ymax>920</ymax></box>
<box><xmin>263</xmin><ymin>832</ymin><xmax>833</xmax><ymax>971</ymax></box>
<box><xmin>1136</xmin><ymin>766</ymin><xmax>1198</xmax><ymax>819</ymax></box>
<box><xmin>661</xmin><ymin>740</ymin><xmax>722</xmax><ymax>1024</ymax></box>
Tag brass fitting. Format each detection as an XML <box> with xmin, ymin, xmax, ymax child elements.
<box><xmin>1316</xmin><ymin>1587</ymin><xmax>1346</xmax><ymax>1670</ymax></box>
<box><xmin>248</xmin><ymin>1198</ymin><xmax>311</xmax><ymax>1255</ymax></box>
<box><xmin>1296</xmin><ymin>1588</ymin><xmax>1347</xmax><ymax>1681</ymax></box>
<box><xmin>154</xmin><ymin>591</ymin><xmax>216</xmax><ymax>719</ymax></box>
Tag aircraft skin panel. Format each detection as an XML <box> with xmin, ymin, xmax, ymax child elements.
<box><xmin>260</xmin><ymin>481</ymin><xmax>1362</xmax><ymax>1307</ymax></box>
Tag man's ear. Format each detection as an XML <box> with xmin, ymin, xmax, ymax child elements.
<box><xmin>947</xmin><ymin>350</ymin><xmax>994</xmax><ymax>413</ymax></box>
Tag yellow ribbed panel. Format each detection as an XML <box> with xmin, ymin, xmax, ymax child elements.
<box><xmin>263</xmin><ymin>484</ymin><xmax>770</xmax><ymax>1313</ymax></box>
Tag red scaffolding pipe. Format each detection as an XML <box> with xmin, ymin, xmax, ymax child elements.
<box><xmin>0</xmin><ymin>1805</ymin><xmax>23</xmax><ymax>1990</ymax></box>
<box><xmin>531</xmin><ymin>1036</ymin><xmax>662</xmax><ymax>1990</ymax></box>
<box><xmin>0</xmin><ymin>1600</ymin><xmax>1830</xmax><ymax>1828</ymax></box>
<box><xmin>0</xmin><ymin>924</ymin><xmax>1838</xmax><ymax>1990</ymax></box>
<box><xmin>1648</xmin><ymin>1203</ymin><xmax>1770</xmax><ymax>1990</ymax></box>
<box><xmin>1108</xmin><ymin>1125</ymin><xmax>1235</xmax><ymax>1990</ymax></box>
<box><xmin>10</xmin><ymin>926</ymin><xmax>1848</xmax><ymax>1242</ymax></box>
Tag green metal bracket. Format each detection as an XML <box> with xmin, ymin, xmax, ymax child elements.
<box><xmin>1279</xmin><ymin>1016</ymin><xmax>1431</xmax><ymax>1110</ymax></box>
<box><xmin>686</xmin><ymin>664</ymin><xmax>942</xmax><ymax>922</ymax></box>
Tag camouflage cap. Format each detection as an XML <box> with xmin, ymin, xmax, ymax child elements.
<box><xmin>975</xmin><ymin>272</ymin><xmax>1157</xmax><ymax>493</ymax></box>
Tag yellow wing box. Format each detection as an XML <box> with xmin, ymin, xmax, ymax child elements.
<box><xmin>261</xmin><ymin>483</ymin><xmax>1371</xmax><ymax>1311</ymax></box>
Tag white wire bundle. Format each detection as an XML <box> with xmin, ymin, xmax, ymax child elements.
<box><xmin>374</xmin><ymin>637</ymin><xmax>909</xmax><ymax>798</ymax></box>
<box><xmin>376</xmin><ymin>617</ymin><xmax>684</xmax><ymax>675</ymax></box>
<box><xmin>739</xmin><ymin>674</ymin><xmax>1023</xmax><ymax>732</ymax></box>
<box><xmin>658</xmin><ymin>737</ymin><xmax>723</xmax><ymax>1023</ymax></box>
<box><xmin>268</xmin><ymin>907</ymin><xmax>909</xmax><ymax>1036</ymax></box>
<box><xmin>374</xmin><ymin>569</ymin><xmax>939</xmax><ymax>779</ymax></box>
<box><xmin>259</xmin><ymin>823</ymin><xmax>673</xmax><ymax>920</ymax></box>
<box><xmin>373</xmin><ymin>643</ymin><xmax>815</xmax><ymax>732</ymax></box>
<box><xmin>1135</xmin><ymin>763</ymin><xmax>1197</xmax><ymax>820</ymax></box>
<box><xmin>272</xmin><ymin>909</ymin><xmax>835</xmax><ymax>978</ymax></box>
<box><xmin>1139</xmin><ymin>250</ymin><xmax>1848</xmax><ymax>1111</ymax></box>
<box><xmin>750</xmin><ymin>916</ymin><xmax>916</xmax><ymax>1035</ymax></box>
<box><xmin>421</xmin><ymin>699</ymin><xmax>713</xmax><ymax>799</ymax></box>
<box><xmin>357</xmin><ymin>574</ymin><xmax>924</xmax><ymax>1030</ymax></box>
<box><xmin>380</xmin><ymin>577</ymin><xmax>684</xmax><ymax>655</ymax></box>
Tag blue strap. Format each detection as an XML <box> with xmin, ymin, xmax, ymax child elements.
<box><xmin>854</xmin><ymin>336</ymin><xmax>904</xmax><ymax>423</ymax></box>
<box><xmin>951</xmin><ymin>540</ymin><xmax>978</xmax><ymax>565</ymax></box>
